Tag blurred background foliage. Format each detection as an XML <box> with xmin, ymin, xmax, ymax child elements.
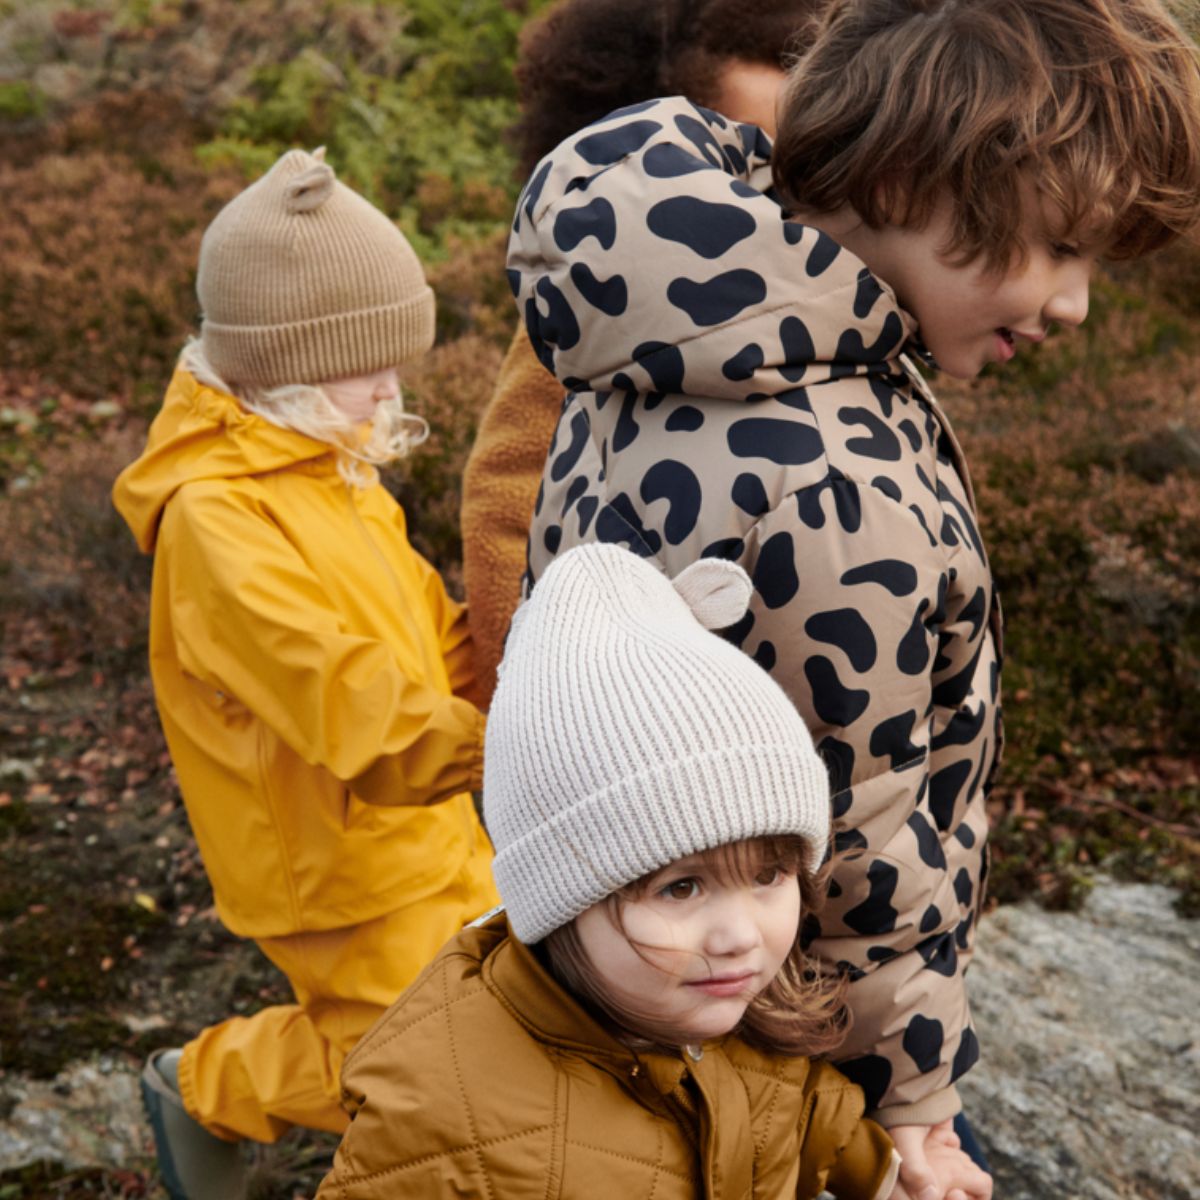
<box><xmin>1</xmin><ymin>0</ymin><xmax>1198</xmax><ymax>1088</ymax></box>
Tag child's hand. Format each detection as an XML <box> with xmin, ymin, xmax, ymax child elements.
<box><xmin>887</xmin><ymin>1121</ymin><xmax>992</xmax><ymax>1200</ymax></box>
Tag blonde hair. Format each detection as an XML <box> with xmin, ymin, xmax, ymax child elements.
<box><xmin>542</xmin><ymin>835</ymin><xmax>849</xmax><ymax>1058</ymax></box>
<box><xmin>772</xmin><ymin>0</ymin><xmax>1200</xmax><ymax>269</ymax></box>
<box><xmin>181</xmin><ymin>339</ymin><xmax>429</xmax><ymax>488</ymax></box>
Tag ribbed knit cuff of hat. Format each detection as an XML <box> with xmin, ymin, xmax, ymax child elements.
<box><xmin>202</xmin><ymin>291</ymin><xmax>435</xmax><ymax>389</ymax></box>
<box><xmin>495</xmin><ymin>744</ymin><xmax>831</xmax><ymax>945</ymax></box>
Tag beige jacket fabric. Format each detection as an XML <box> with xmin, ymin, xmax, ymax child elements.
<box><xmin>316</xmin><ymin>914</ymin><xmax>898</xmax><ymax>1199</ymax></box>
<box><xmin>506</xmin><ymin>98</ymin><xmax>1002</xmax><ymax>1125</ymax></box>
<box><xmin>461</xmin><ymin>325</ymin><xmax>564</xmax><ymax>706</ymax></box>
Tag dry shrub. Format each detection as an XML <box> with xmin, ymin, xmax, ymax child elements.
<box><xmin>0</xmin><ymin>94</ymin><xmax>241</xmax><ymax>402</ymax></box>
<box><xmin>427</xmin><ymin>229</ymin><xmax>516</xmax><ymax>346</ymax></box>
<box><xmin>386</xmin><ymin>333</ymin><xmax>508</xmax><ymax>592</ymax></box>
<box><xmin>1</xmin><ymin>421</ymin><xmax>151</xmax><ymax>677</ymax></box>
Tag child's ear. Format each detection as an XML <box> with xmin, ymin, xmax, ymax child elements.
<box><xmin>672</xmin><ymin>559</ymin><xmax>753</xmax><ymax>631</ymax></box>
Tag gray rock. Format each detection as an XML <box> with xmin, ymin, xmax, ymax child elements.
<box><xmin>961</xmin><ymin>879</ymin><xmax>1200</xmax><ymax>1199</ymax></box>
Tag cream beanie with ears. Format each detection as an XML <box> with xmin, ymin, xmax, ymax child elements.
<box><xmin>484</xmin><ymin>543</ymin><xmax>831</xmax><ymax>944</ymax></box>
<box><xmin>197</xmin><ymin>148</ymin><xmax>435</xmax><ymax>388</ymax></box>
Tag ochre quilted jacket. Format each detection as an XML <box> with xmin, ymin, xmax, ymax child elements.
<box><xmin>316</xmin><ymin>914</ymin><xmax>897</xmax><ymax>1199</ymax></box>
<box><xmin>506</xmin><ymin>97</ymin><xmax>1002</xmax><ymax>1125</ymax></box>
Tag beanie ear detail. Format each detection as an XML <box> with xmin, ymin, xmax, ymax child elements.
<box><xmin>284</xmin><ymin>162</ymin><xmax>336</xmax><ymax>213</ymax></box>
<box><xmin>671</xmin><ymin>557</ymin><xmax>753</xmax><ymax>630</ymax></box>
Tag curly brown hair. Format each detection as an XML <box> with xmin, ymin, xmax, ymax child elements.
<box><xmin>513</xmin><ymin>0</ymin><xmax>826</xmax><ymax>174</ymax></box>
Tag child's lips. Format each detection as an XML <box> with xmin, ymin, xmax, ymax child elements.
<box><xmin>684</xmin><ymin>971</ymin><xmax>757</xmax><ymax>997</ymax></box>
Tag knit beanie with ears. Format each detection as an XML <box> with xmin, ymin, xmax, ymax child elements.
<box><xmin>484</xmin><ymin>543</ymin><xmax>832</xmax><ymax>945</ymax></box>
<box><xmin>196</xmin><ymin>148</ymin><xmax>435</xmax><ymax>388</ymax></box>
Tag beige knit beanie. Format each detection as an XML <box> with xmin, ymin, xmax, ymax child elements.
<box><xmin>484</xmin><ymin>543</ymin><xmax>831</xmax><ymax>944</ymax></box>
<box><xmin>196</xmin><ymin>148</ymin><xmax>435</xmax><ymax>387</ymax></box>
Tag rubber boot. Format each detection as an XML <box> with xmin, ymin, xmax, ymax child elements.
<box><xmin>140</xmin><ymin>1048</ymin><xmax>247</xmax><ymax>1200</ymax></box>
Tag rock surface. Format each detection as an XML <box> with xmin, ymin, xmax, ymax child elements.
<box><xmin>960</xmin><ymin>880</ymin><xmax>1199</xmax><ymax>1200</ymax></box>
<box><xmin>1</xmin><ymin>879</ymin><xmax>1197</xmax><ymax>1198</ymax></box>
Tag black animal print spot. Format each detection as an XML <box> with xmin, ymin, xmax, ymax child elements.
<box><xmin>520</xmin><ymin>159</ymin><xmax>553</xmax><ymax>225</ymax></box>
<box><xmin>646</xmin><ymin>196</ymin><xmax>756</xmax><ymax>259</ymax></box>
<box><xmin>576</xmin><ymin>494</ymin><xmax>598</xmax><ymax>536</ymax></box>
<box><xmin>668</xmin><ymin>269</ymin><xmax>768</xmax><ymax>326</ymax></box>
<box><xmin>842</xmin><ymin>559</ymin><xmax>917</xmax><ymax>596</ymax></box>
<box><xmin>780</xmin><ymin>316</ymin><xmax>815</xmax><ymax>380</ymax></box>
<box><xmin>693</xmin><ymin>104</ymin><xmax>728</xmax><ymax>130</ymax></box>
<box><xmin>843</xmin><ymin>860</ymin><xmax>899</xmax><ymax>934</ymax></box>
<box><xmin>613</xmin><ymin>393</ymin><xmax>641</xmax><ymax>453</ymax></box>
<box><xmin>899</xmin><ymin>418</ymin><xmax>922</xmax><ymax>452</ymax></box>
<box><xmin>525</xmin><ymin>300</ymin><xmax>556</xmax><ymax>371</ymax></box>
<box><xmin>872</xmin><ymin>475</ymin><xmax>902</xmax><ymax>502</ymax></box>
<box><xmin>819</xmin><ymin>735</ymin><xmax>855</xmax><ymax>797</ymax></box>
<box><xmin>721</xmin><ymin>140</ymin><xmax>747</xmax><ymax>175</ymax></box>
<box><xmin>867</xmin><ymin>945</ymin><xmax>899</xmax><ymax>964</ymax></box>
<box><xmin>796</xmin><ymin>484</ymin><xmax>827</xmax><ymax>530</ymax></box>
<box><xmin>951</xmin><ymin>1027</ymin><xmax>980</xmax><ymax>1082</ymax></box>
<box><xmin>955</xmin><ymin>912</ymin><xmax>974</xmax><ymax>950</ymax></box>
<box><xmin>728</xmin><ymin>418</ymin><xmax>823</xmax><ymax>465</ymax></box>
<box><xmin>673</xmin><ymin>113</ymin><xmax>725</xmax><ymax>167</ymax></box>
<box><xmin>838</xmin><ymin>1056</ymin><xmax>892</xmax><ymax>1111</ymax></box>
<box><xmin>543</xmin><ymin>524</ymin><xmax>562</xmax><ymax>554</ymax></box>
<box><xmin>534</xmin><ymin>277</ymin><xmax>581</xmax><ymax>350</ymax></box>
<box><xmin>739</xmin><ymin>121</ymin><xmax>772</xmax><ymax>159</ymax></box>
<box><xmin>553</xmin><ymin>198</ymin><xmax>618</xmax><ymax>253</ymax></box>
<box><xmin>907</xmin><ymin>812</ymin><xmax>946</xmax><ymax>870</ymax></box>
<box><xmin>960</xmin><ymin>586</ymin><xmax>988</xmax><ymax>641</ymax></box>
<box><xmin>805</xmin><ymin>656</ymin><xmax>870</xmax><ymax>726</ymax></box>
<box><xmin>732</xmin><ymin>472</ymin><xmax>770</xmax><ymax>517</ymax></box>
<box><xmin>561</xmin><ymin>475</ymin><xmax>588</xmax><ymax>514</ymax></box>
<box><xmin>834</xmin><ymin>827</ymin><xmax>869</xmax><ymax>857</ymax></box>
<box><xmin>839</xmin><ymin>407</ymin><xmax>902</xmax><ymax>461</ymax></box>
<box><xmin>897</xmin><ymin>599</ymin><xmax>932</xmax><ymax>675</ymax></box>
<box><xmin>835</xmin><ymin>310</ymin><xmax>906</xmax><ymax>364</ymax></box>
<box><xmin>505</xmin><ymin>268</ymin><xmax>521</xmax><ymax>297</ymax></box>
<box><xmin>920</xmin><ymin>903</ymin><xmax>942</xmax><ymax>933</ymax></box>
<box><xmin>870</xmin><ymin>711</ymin><xmax>923</xmax><ymax>770</ymax></box>
<box><xmin>594</xmin><ymin>494</ymin><xmax>661</xmax><ymax>556</ymax></box>
<box><xmin>776</xmin><ymin>387</ymin><xmax>811</xmax><ymax>412</ymax></box>
<box><xmin>723</xmin><ymin>609</ymin><xmax>755</xmax><ymax>650</ymax></box>
<box><xmin>918</xmin><ymin>932</ymin><xmax>958</xmax><ymax>977</ymax></box>
<box><xmin>931</xmin><ymin>643</ymin><xmax>983</xmax><ymax>711</ymax></box>
<box><xmin>908</xmin><ymin>503</ymin><xmax>938</xmax><ymax>548</ymax></box>
<box><xmin>903</xmin><ymin>1015</ymin><xmax>944</xmax><ymax>1074</ymax></box>
<box><xmin>929</xmin><ymin>760</ymin><xmax>972</xmax><ymax>831</ymax></box>
<box><xmin>953</xmin><ymin>867</ymin><xmax>973</xmax><ymax>908</ymax></box>
<box><xmin>632</xmin><ymin>342</ymin><xmax>686</xmax><ymax>394</ymax></box>
<box><xmin>533</xmin><ymin>478</ymin><xmax>545</xmax><ymax>517</ymax></box>
<box><xmin>932</xmin><ymin>703</ymin><xmax>987</xmax><ymax>752</ymax></box>
<box><xmin>830</xmin><ymin>476</ymin><xmax>863</xmax><ymax>533</ymax></box>
<box><xmin>570</xmin><ymin>262</ymin><xmax>628</xmax><ymax>315</ymax></box>
<box><xmin>550</xmin><ymin>411</ymin><xmax>590</xmax><ymax>482</ymax></box>
<box><xmin>752</xmin><ymin>532</ymin><xmax>799</xmax><ymax>609</ymax></box>
<box><xmin>805</xmin><ymin>229</ymin><xmax>841</xmax><ymax>277</ymax></box>
<box><xmin>643</xmin><ymin>142</ymin><xmax>710</xmax><ymax>178</ymax></box>
<box><xmin>665</xmin><ymin>405</ymin><xmax>704</xmax><ymax>432</ymax></box>
<box><xmin>701</xmin><ymin>537</ymin><xmax>744</xmax><ymax>561</ymax></box>
<box><xmin>782</xmin><ymin>219</ymin><xmax>805</xmax><ymax>245</ymax></box>
<box><xmin>753</xmin><ymin>640</ymin><xmax>776</xmax><ymax>671</ymax></box>
<box><xmin>868</xmin><ymin>374</ymin><xmax>897</xmax><ymax>418</ymax></box>
<box><xmin>954</xmin><ymin>821</ymin><xmax>976</xmax><ymax>849</ymax></box>
<box><xmin>640</xmin><ymin>460</ymin><xmax>701</xmax><ymax>545</ymax></box>
<box><xmin>805</xmin><ymin>609</ymin><xmax>877</xmax><ymax>672</ymax></box>
<box><xmin>853</xmin><ymin>271</ymin><xmax>885</xmax><ymax>320</ymax></box>
<box><xmin>574</xmin><ymin>119</ymin><xmax>662</xmax><ymax>165</ymax></box>
<box><xmin>722</xmin><ymin>342</ymin><xmax>764</xmax><ymax>381</ymax></box>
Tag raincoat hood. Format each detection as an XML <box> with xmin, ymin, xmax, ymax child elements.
<box><xmin>113</xmin><ymin>367</ymin><xmax>332</xmax><ymax>554</ymax></box>
<box><xmin>506</xmin><ymin>97</ymin><xmax>915</xmax><ymax>404</ymax></box>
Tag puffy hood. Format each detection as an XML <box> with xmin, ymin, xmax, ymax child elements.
<box><xmin>506</xmin><ymin>97</ymin><xmax>915</xmax><ymax>403</ymax></box>
<box><xmin>113</xmin><ymin>367</ymin><xmax>331</xmax><ymax>553</ymax></box>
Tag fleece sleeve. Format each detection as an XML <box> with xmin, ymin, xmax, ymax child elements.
<box><xmin>161</xmin><ymin>484</ymin><xmax>485</xmax><ymax>807</ymax></box>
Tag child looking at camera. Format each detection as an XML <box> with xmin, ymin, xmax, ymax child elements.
<box><xmin>113</xmin><ymin>148</ymin><xmax>498</xmax><ymax>1200</ymax></box>
<box><xmin>316</xmin><ymin>543</ymin><xmax>990</xmax><ymax>1200</ymax></box>
<box><xmin>507</xmin><ymin>1</ymin><xmax>1200</xmax><ymax>1193</ymax></box>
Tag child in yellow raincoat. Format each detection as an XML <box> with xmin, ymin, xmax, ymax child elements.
<box><xmin>112</xmin><ymin>148</ymin><xmax>499</xmax><ymax>1200</ymax></box>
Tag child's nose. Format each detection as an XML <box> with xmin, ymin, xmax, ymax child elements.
<box><xmin>1045</xmin><ymin>267</ymin><xmax>1091</xmax><ymax>328</ymax></box>
<box><xmin>704</xmin><ymin>896</ymin><xmax>762</xmax><ymax>956</ymax></box>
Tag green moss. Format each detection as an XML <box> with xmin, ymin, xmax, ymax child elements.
<box><xmin>0</xmin><ymin>81</ymin><xmax>44</xmax><ymax>121</ymax></box>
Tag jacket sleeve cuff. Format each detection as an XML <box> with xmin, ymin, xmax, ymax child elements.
<box><xmin>870</xmin><ymin>1083</ymin><xmax>961</xmax><ymax>1129</ymax></box>
<box><xmin>870</xmin><ymin>1149</ymin><xmax>903</xmax><ymax>1200</ymax></box>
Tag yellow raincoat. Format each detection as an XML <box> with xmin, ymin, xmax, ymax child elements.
<box><xmin>113</xmin><ymin>368</ymin><xmax>498</xmax><ymax>1139</ymax></box>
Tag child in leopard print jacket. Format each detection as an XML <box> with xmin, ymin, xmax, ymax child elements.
<box><xmin>505</xmin><ymin>0</ymin><xmax>1200</xmax><ymax>1193</ymax></box>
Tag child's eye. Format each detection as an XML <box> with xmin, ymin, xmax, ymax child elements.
<box><xmin>1050</xmin><ymin>241</ymin><xmax>1081</xmax><ymax>259</ymax></box>
<box><xmin>754</xmin><ymin>865</ymin><xmax>787</xmax><ymax>887</ymax></box>
<box><xmin>661</xmin><ymin>878</ymin><xmax>700</xmax><ymax>901</ymax></box>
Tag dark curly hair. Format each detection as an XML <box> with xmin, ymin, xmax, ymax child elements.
<box><xmin>513</xmin><ymin>0</ymin><xmax>826</xmax><ymax>174</ymax></box>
